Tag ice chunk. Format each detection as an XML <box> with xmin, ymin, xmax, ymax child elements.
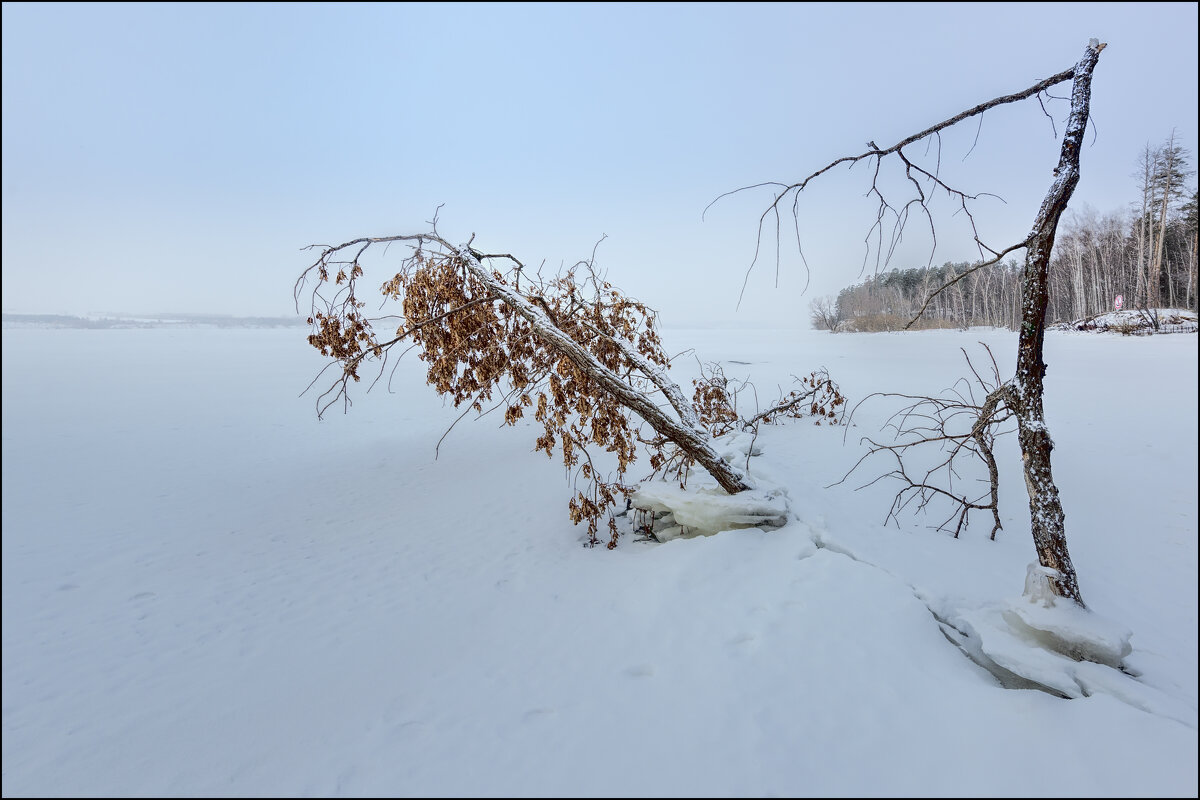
<box><xmin>1022</xmin><ymin>562</ymin><xmax>1061</xmax><ymax>607</ymax></box>
<box><xmin>957</xmin><ymin>606</ymin><xmax>1085</xmax><ymax>698</ymax></box>
<box><xmin>1004</xmin><ymin>567</ymin><xmax>1133</xmax><ymax>669</ymax></box>
<box><xmin>630</xmin><ymin>481</ymin><xmax>789</xmax><ymax>540</ymax></box>
<box><xmin>940</xmin><ymin>565</ymin><xmax>1139</xmax><ymax>705</ymax></box>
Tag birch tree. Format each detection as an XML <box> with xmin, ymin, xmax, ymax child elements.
<box><xmin>1135</xmin><ymin>144</ymin><xmax>1156</xmax><ymax>308</ymax></box>
<box><xmin>720</xmin><ymin>40</ymin><xmax>1107</xmax><ymax>605</ymax></box>
<box><xmin>1152</xmin><ymin>134</ymin><xmax>1195</xmax><ymax>309</ymax></box>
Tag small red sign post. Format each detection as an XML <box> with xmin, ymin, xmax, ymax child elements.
<box><xmin>1114</xmin><ymin>294</ymin><xmax>1124</xmax><ymax>311</ymax></box>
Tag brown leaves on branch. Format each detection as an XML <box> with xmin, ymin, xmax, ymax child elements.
<box><xmin>296</xmin><ymin>228</ymin><xmax>724</xmax><ymax>549</ymax></box>
<box><xmin>296</xmin><ymin>224</ymin><xmax>847</xmax><ymax>549</ymax></box>
<box><xmin>691</xmin><ymin>363</ymin><xmax>744</xmax><ymax>438</ymax></box>
<box><xmin>692</xmin><ymin>362</ymin><xmax>846</xmax><ymax>438</ymax></box>
<box><xmin>744</xmin><ymin>369</ymin><xmax>846</xmax><ymax>429</ymax></box>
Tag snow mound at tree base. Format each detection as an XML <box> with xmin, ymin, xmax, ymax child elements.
<box><xmin>1000</xmin><ymin>565</ymin><xmax>1132</xmax><ymax>669</ymax></box>
<box><xmin>938</xmin><ymin>565</ymin><xmax>1194</xmax><ymax>727</ymax></box>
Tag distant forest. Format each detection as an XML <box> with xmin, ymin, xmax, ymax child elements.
<box><xmin>815</xmin><ymin>135</ymin><xmax>1198</xmax><ymax>331</ymax></box>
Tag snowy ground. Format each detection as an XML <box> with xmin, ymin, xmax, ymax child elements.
<box><xmin>1049</xmin><ymin>307</ymin><xmax>1198</xmax><ymax>334</ymax></box>
<box><xmin>2</xmin><ymin>325</ymin><xmax>1196</xmax><ymax>797</ymax></box>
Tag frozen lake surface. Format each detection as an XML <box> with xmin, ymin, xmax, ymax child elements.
<box><xmin>3</xmin><ymin>325</ymin><xmax>1196</xmax><ymax>796</ymax></box>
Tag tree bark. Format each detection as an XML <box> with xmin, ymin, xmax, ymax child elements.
<box><xmin>1012</xmin><ymin>40</ymin><xmax>1104</xmax><ymax>606</ymax></box>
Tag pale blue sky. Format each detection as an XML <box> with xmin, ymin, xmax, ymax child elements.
<box><xmin>3</xmin><ymin>2</ymin><xmax>1197</xmax><ymax>324</ymax></box>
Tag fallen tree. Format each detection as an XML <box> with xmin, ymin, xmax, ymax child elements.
<box><xmin>296</xmin><ymin>222</ymin><xmax>839</xmax><ymax>547</ymax></box>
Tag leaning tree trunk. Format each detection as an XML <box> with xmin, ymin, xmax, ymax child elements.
<box><xmin>1011</xmin><ymin>40</ymin><xmax>1104</xmax><ymax>606</ymax></box>
<box><xmin>455</xmin><ymin>246</ymin><xmax>755</xmax><ymax>496</ymax></box>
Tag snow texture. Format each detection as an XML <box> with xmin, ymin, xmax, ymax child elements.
<box><xmin>2</xmin><ymin>325</ymin><xmax>1196</xmax><ymax>796</ymax></box>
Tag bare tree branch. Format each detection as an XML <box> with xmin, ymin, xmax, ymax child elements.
<box><xmin>707</xmin><ymin>64</ymin><xmax>1079</xmax><ymax>304</ymax></box>
<box><xmin>833</xmin><ymin>344</ymin><xmax>1012</xmax><ymax>541</ymax></box>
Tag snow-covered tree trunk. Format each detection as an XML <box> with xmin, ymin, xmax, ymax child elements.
<box><xmin>1011</xmin><ymin>40</ymin><xmax>1105</xmax><ymax>606</ymax></box>
<box><xmin>454</xmin><ymin>246</ymin><xmax>754</xmax><ymax>495</ymax></box>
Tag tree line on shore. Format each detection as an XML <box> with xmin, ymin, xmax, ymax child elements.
<box><xmin>812</xmin><ymin>135</ymin><xmax>1197</xmax><ymax>332</ymax></box>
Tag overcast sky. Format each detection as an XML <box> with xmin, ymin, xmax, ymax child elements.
<box><xmin>3</xmin><ymin>2</ymin><xmax>1197</xmax><ymax>325</ymax></box>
